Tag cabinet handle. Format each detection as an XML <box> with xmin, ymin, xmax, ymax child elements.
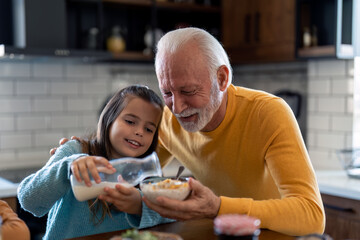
<box><xmin>245</xmin><ymin>14</ymin><xmax>251</xmax><ymax>43</ymax></box>
<box><xmin>324</xmin><ymin>204</ymin><xmax>356</xmax><ymax>214</ymax></box>
<box><xmin>254</xmin><ymin>12</ymin><xmax>260</xmax><ymax>42</ymax></box>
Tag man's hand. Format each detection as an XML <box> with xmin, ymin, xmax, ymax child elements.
<box><xmin>49</xmin><ymin>136</ymin><xmax>81</xmax><ymax>155</ymax></box>
<box><xmin>143</xmin><ymin>178</ymin><xmax>221</xmax><ymax>221</ymax></box>
<box><xmin>99</xmin><ymin>185</ymin><xmax>142</xmax><ymax>215</ymax></box>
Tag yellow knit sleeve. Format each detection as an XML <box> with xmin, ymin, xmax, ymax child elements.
<box><xmin>217</xmin><ymin>98</ymin><xmax>325</xmax><ymax>236</ymax></box>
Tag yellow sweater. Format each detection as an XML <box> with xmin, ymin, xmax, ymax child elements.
<box><xmin>158</xmin><ymin>84</ymin><xmax>325</xmax><ymax>236</ymax></box>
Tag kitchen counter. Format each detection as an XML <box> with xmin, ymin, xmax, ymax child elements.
<box><xmin>316</xmin><ymin>170</ymin><xmax>360</xmax><ymax>201</ymax></box>
<box><xmin>0</xmin><ymin>177</ymin><xmax>18</xmax><ymax>198</ymax></box>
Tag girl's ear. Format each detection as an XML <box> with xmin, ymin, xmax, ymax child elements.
<box><xmin>217</xmin><ymin>65</ymin><xmax>229</xmax><ymax>91</ymax></box>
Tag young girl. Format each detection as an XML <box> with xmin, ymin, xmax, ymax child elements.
<box><xmin>17</xmin><ymin>85</ymin><xmax>172</xmax><ymax>240</ymax></box>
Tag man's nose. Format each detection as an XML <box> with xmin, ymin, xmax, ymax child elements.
<box><xmin>172</xmin><ymin>94</ymin><xmax>187</xmax><ymax>114</ymax></box>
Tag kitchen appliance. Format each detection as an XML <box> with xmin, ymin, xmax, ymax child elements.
<box><xmin>336</xmin><ymin>148</ymin><xmax>360</xmax><ymax>179</ymax></box>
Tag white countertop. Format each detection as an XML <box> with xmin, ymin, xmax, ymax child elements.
<box><xmin>316</xmin><ymin>170</ymin><xmax>360</xmax><ymax>201</ymax></box>
<box><xmin>0</xmin><ymin>177</ymin><xmax>18</xmax><ymax>198</ymax></box>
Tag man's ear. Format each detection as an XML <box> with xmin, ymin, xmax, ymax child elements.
<box><xmin>217</xmin><ymin>65</ymin><xmax>229</xmax><ymax>91</ymax></box>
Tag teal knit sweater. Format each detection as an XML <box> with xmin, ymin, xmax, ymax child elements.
<box><xmin>17</xmin><ymin>140</ymin><xmax>173</xmax><ymax>240</ymax></box>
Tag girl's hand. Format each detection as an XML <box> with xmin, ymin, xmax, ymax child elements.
<box><xmin>71</xmin><ymin>156</ymin><xmax>116</xmax><ymax>187</ymax></box>
<box><xmin>50</xmin><ymin>136</ymin><xmax>81</xmax><ymax>155</ymax></box>
<box><xmin>98</xmin><ymin>185</ymin><xmax>142</xmax><ymax>215</ymax></box>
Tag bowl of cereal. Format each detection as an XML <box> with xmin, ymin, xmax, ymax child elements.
<box><xmin>140</xmin><ymin>177</ymin><xmax>191</xmax><ymax>203</ymax></box>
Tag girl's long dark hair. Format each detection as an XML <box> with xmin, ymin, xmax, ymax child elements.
<box><xmin>82</xmin><ymin>85</ymin><xmax>164</xmax><ymax>224</ymax></box>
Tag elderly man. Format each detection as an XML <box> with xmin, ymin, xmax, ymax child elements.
<box><xmin>141</xmin><ymin>27</ymin><xmax>325</xmax><ymax>236</ymax></box>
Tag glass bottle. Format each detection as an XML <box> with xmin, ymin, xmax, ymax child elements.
<box><xmin>107</xmin><ymin>26</ymin><xmax>126</xmax><ymax>54</ymax></box>
<box><xmin>303</xmin><ymin>27</ymin><xmax>311</xmax><ymax>48</ymax></box>
<box><xmin>311</xmin><ymin>25</ymin><xmax>318</xmax><ymax>47</ymax></box>
<box><xmin>70</xmin><ymin>152</ymin><xmax>162</xmax><ymax>201</ymax></box>
<box><xmin>87</xmin><ymin>27</ymin><xmax>99</xmax><ymax>50</ymax></box>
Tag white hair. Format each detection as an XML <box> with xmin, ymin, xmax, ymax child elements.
<box><xmin>154</xmin><ymin>27</ymin><xmax>233</xmax><ymax>87</ymax></box>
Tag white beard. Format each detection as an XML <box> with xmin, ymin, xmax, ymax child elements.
<box><xmin>174</xmin><ymin>80</ymin><xmax>223</xmax><ymax>132</ymax></box>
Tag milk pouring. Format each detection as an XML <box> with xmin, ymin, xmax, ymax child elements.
<box><xmin>70</xmin><ymin>152</ymin><xmax>162</xmax><ymax>201</ymax></box>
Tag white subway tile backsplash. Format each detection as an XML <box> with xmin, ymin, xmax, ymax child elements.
<box><xmin>318</xmin><ymin>96</ymin><xmax>346</xmax><ymax>113</ymax></box>
<box><xmin>17</xmin><ymin>115</ymin><xmax>49</xmax><ymax>130</ymax></box>
<box><xmin>80</xmin><ymin>114</ymin><xmax>98</xmax><ymax>129</ymax></box>
<box><xmin>34</xmin><ymin>131</ymin><xmax>65</xmax><ymax>147</ymax></box>
<box><xmin>308</xmin><ymin>148</ymin><xmax>329</xmax><ymax>168</ymax></box>
<box><xmin>331</xmin><ymin>78</ymin><xmax>353</xmax><ymax>95</ymax></box>
<box><xmin>0</xmin><ymin>59</ymin><xmax>357</xmax><ymax>172</ymax></box>
<box><xmin>329</xmin><ymin>150</ymin><xmax>346</xmax><ymax>169</ymax></box>
<box><xmin>0</xmin><ymin>133</ymin><xmax>32</xmax><ymax>149</ymax></box>
<box><xmin>129</xmin><ymin>74</ymin><xmax>146</xmax><ymax>83</ymax></box>
<box><xmin>111</xmin><ymin>81</ymin><xmax>132</xmax><ymax>91</ymax></box>
<box><xmin>95</xmin><ymin>64</ymin><xmax>113</xmax><ymax>78</ymax></box>
<box><xmin>308</xmin><ymin>78</ymin><xmax>331</xmax><ymax>95</ymax></box>
<box><xmin>64</xmin><ymin>129</ymin><xmax>89</xmax><ymax>139</ymax></box>
<box><xmin>17</xmin><ymin>149</ymin><xmax>50</xmax><ymax>165</ymax></box>
<box><xmin>0</xmin><ymin>62</ymin><xmax>31</xmax><ymax>77</ymax></box>
<box><xmin>307</xmin><ymin>97</ymin><xmax>318</xmax><ymax>112</ymax></box>
<box><xmin>50</xmin><ymin>114</ymin><xmax>79</xmax><ymax>129</ymax></box>
<box><xmin>33</xmin><ymin>98</ymin><xmax>64</xmax><ymax>112</ymax></box>
<box><xmin>318</xmin><ymin>60</ymin><xmax>346</xmax><ymax>76</ymax></box>
<box><xmin>0</xmin><ymin>116</ymin><xmax>15</xmax><ymax>131</ymax></box>
<box><xmin>345</xmin><ymin>133</ymin><xmax>353</xmax><ymax>149</ymax></box>
<box><xmin>80</xmin><ymin>81</ymin><xmax>108</xmax><ymax>95</ymax></box>
<box><xmin>307</xmin><ymin>59</ymin><xmax>358</xmax><ymax>170</ymax></box>
<box><xmin>331</xmin><ymin>115</ymin><xmax>353</xmax><ymax>132</ymax></box>
<box><xmin>310</xmin><ymin>149</ymin><xmax>342</xmax><ymax>170</ymax></box>
<box><xmin>307</xmin><ymin>114</ymin><xmax>330</xmax><ymax>130</ymax></box>
<box><xmin>0</xmin><ymin>98</ymin><xmax>31</xmax><ymax>113</ymax></box>
<box><xmin>50</xmin><ymin>82</ymin><xmax>79</xmax><ymax>95</ymax></box>
<box><xmin>317</xmin><ymin>132</ymin><xmax>346</xmax><ymax>149</ymax></box>
<box><xmin>0</xmin><ymin>81</ymin><xmax>14</xmax><ymax>95</ymax></box>
<box><xmin>33</xmin><ymin>63</ymin><xmax>64</xmax><ymax>78</ymax></box>
<box><xmin>347</xmin><ymin>60</ymin><xmax>354</xmax><ymax>77</ymax></box>
<box><xmin>347</xmin><ymin>97</ymin><xmax>353</xmax><ymax>113</ymax></box>
<box><xmin>66</xmin><ymin>97</ymin><xmax>96</xmax><ymax>112</ymax></box>
<box><xmin>65</xmin><ymin>63</ymin><xmax>94</xmax><ymax>78</ymax></box>
<box><xmin>306</xmin><ymin>132</ymin><xmax>316</xmax><ymax>147</ymax></box>
<box><xmin>16</xmin><ymin>81</ymin><xmax>48</xmax><ymax>95</ymax></box>
<box><xmin>307</xmin><ymin>60</ymin><xmax>318</xmax><ymax>77</ymax></box>
<box><xmin>0</xmin><ymin>150</ymin><xmax>16</xmax><ymax>162</ymax></box>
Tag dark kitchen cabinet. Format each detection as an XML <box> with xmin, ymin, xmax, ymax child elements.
<box><xmin>221</xmin><ymin>0</ymin><xmax>296</xmax><ymax>64</ymax></box>
<box><xmin>322</xmin><ymin>193</ymin><xmax>360</xmax><ymax>239</ymax></box>
<box><xmin>296</xmin><ymin>0</ymin><xmax>357</xmax><ymax>59</ymax></box>
<box><xmin>0</xmin><ymin>0</ymin><xmax>221</xmax><ymax>61</ymax></box>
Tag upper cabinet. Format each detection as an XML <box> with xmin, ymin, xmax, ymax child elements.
<box><xmin>1</xmin><ymin>0</ymin><xmax>358</xmax><ymax>62</ymax></box>
<box><xmin>0</xmin><ymin>0</ymin><xmax>221</xmax><ymax>61</ymax></box>
<box><xmin>296</xmin><ymin>0</ymin><xmax>358</xmax><ymax>59</ymax></box>
<box><xmin>222</xmin><ymin>0</ymin><xmax>296</xmax><ymax>64</ymax></box>
<box><xmin>221</xmin><ymin>0</ymin><xmax>359</xmax><ymax>64</ymax></box>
